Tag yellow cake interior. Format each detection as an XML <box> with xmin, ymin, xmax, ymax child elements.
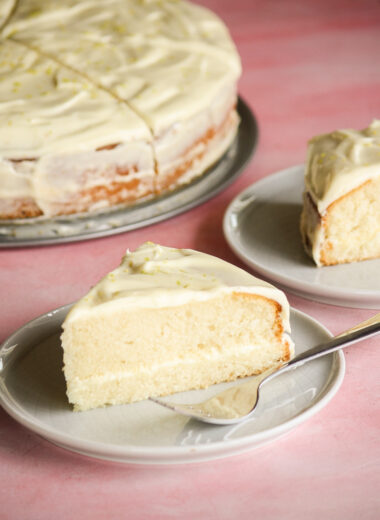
<box><xmin>300</xmin><ymin>120</ymin><xmax>380</xmax><ymax>266</ymax></box>
<box><xmin>301</xmin><ymin>177</ymin><xmax>380</xmax><ymax>266</ymax></box>
<box><xmin>61</xmin><ymin>243</ymin><xmax>293</xmax><ymax>411</ymax></box>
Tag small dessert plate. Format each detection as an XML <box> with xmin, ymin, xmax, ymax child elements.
<box><xmin>223</xmin><ymin>165</ymin><xmax>380</xmax><ymax>309</ymax></box>
<box><xmin>0</xmin><ymin>304</ymin><xmax>344</xmax><ymax>464</ymax></box>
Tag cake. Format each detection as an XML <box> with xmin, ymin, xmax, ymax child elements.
<box><xmin>61</xmin><ymin>243</ymin><xmax>294</xmax><ymax>411</ymax></box>
<box><xmin>0</xmin><ymin>0</ymin><xmax>241</xmax><ymax>219</ymax></box>
<box><xmin>300</xmin><ymin>120</ymin><xmax>380</xmax><ymax>266</ymax></box>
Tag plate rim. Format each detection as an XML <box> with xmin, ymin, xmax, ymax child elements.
<box><xmin>0</xmin><ymin>303</ymin><xmax>345</xmax><ymax>464</ymax></box>
<box><xmin>0</xmin><ymin>96</ymin><xmax>258</xmax><ymax>248</ymax></box>
<box><xmin>223</xmin><ymin>164</ymin><xmax>380</xmax><ymax>307</ymax></box>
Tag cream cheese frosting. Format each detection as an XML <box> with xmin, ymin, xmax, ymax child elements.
<box><xmin>69</xmin><ymin>343</ymin><xmax>272</xmax><ymax>395</ymax></box>
<box><xmin>0</xmin><ymin>0</ymin><xmax>241</xmax><ymax>217</ymax></box>
<box><xmin>0</xmin><ymin>1</ymin><xmax>14</xmax><ymax>29</ymax></box>
<box><xmin>1</xmin><ymin>0</ymin><xmax>241</xmax><ymax>139</ymax></box>
<box><xmin>305</xmin><ymin>120</ymin><xmax>380</xmax><ymax>213</ymax></box>
<box><xmin>0</xmin><ymin>39</ymin><xmax>151</xmax><ymax>160</ymax></box>
<box><xmin>65</xmin><ymin>242</ymin><xmax>291</xmax><ymax>334</ymax></box>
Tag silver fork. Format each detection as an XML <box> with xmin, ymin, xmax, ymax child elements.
<box><xmin>150</xmin><ymin>313</ymin><xmax>380</xmax><ymax>425</ymax></box>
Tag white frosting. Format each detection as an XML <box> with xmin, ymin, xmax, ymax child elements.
<box><xmin>65</xmin><ymin>243</ymin><xmax>291</xmax><ymax>335</ymax></box>
<box><xmin>0</xmin><ymin>1</ymin><xmax>14</xmax><ymax>29</ymax></box>
<box><xmin>0</xmin><ymin>39</ymin><xmax>151</xmax><ymax>160</ymax></box>
<box><xmin>155</xmin><ymin>83</ymin><xmax>237</xmax><ymax>175</ymax></box>
<box><xmin>307</xmin><ymin>214</ymin><xmax>325</xmax><ymax>268</ymax></box>
<box><xmin>0</xmin><ymin>0</ymin><xmax>241</xmax><ymax>213</ymax></box>
<box><xmin>71</xmin><ymin>343</ymin><xmax>272</xmax><ymax>389</ymax></box>
<box><xmin>305</xmin><ymin>120</ymin><xmax>380</xmax><ymax>213</ymax></box>
<box><xmin>35</xmin><ymin>143</ymin><xmax>156</xmax><ymax>215</ymax></box>
<box><xmin>1</xmin><ymin>0</ymin><xmax>241</xmax><ymax>139</ymax></box>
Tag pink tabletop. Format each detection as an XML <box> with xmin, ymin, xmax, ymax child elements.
<box><xmin>1</xmin><ymin>1</ymin><xmax>379</xmax><ymax>518</ymax></box>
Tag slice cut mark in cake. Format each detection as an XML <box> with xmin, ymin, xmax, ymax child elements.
<box><xmin>0</xmin><ymin>0</ymin><xmax>241</xmax><ymax>218</ymax></box>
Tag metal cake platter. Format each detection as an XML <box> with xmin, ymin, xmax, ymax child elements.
<box><xmin>0</xmin><ymin>98</ymin><xmax>258</xmax><ymax>248</ymax></box>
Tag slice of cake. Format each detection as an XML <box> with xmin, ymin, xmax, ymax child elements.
<box><xmin>61</xmin><ymin>243</ymin><xmax>293</xmax><ymax>411</ymax></box>
<box><xmin>300</xmin><ymin>120</ymin><xmax>380</xmax><ymax>266</ymax></box>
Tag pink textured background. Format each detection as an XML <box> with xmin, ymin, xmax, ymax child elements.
<box><xmin>1</xmin><ymin>1</ymin><xmax>379</xmax><ymax>518</ymax></box>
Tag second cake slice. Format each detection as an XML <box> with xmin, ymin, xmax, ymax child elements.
<box><xmin>300</xmin><ymin>120</ymin><xmax>380</xmax><ymax>266</ymax></box>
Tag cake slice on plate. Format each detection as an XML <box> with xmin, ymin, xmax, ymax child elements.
<box><xmin>300</xmin><ymin>120</ymin><xmax>380</xmax><ymax>266</ymax></box>
<box><xmin>61</xmin><ymin>243</ymin><xmax>293</xmax><ymax>411</ymax></box>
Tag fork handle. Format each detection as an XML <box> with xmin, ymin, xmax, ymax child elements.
<box><xmin>280</xmin><ymin>312</ymin><xmax>380</xmax><ymax>375</ymax></box>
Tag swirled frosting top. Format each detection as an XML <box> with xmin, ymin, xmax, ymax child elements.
<box><xmin>65</xmin><ymin>243</ymin><xmax>291</xmax><ymax>332</ymax></box>
<box><xmin>0</xmin><ymin>39</ymin><xmax>150</xmax><ymax>159</ymax></box>
<box><xmin>0</xmin><ymin>0</ymin><xmax>241</xmax><ymax>159</ymax></box>
<box><xmin>305</xmin><ymin>120</ymin><xmax>380</xmax><ymax>213</ymax></box>
<box><xmin>0</xmin><ymin>0</ymin><xmax>14</xmax><ymax>28</ymax></box>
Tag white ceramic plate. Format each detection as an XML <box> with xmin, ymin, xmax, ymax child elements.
<box><xmin>223</xmin><ymin>165</ymin><xmax>380</xmax><ymax>309</ymax></box>
<box><xmin>0</xmin><ymin>304</ymin><xmax>344</xmax><ymax>464</ymax></box>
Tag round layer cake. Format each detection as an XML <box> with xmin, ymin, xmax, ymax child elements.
<box><xmin>0</xmin><ymin>0</ymin><xmax>241</xmax><ymax>219</ymax></box>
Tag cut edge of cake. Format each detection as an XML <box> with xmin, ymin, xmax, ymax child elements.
<box><xmin>300</xmin><ymin>120</ymin><xmax>380</xmax><ymax>266</ymax></box>
<box><xmin>61</xmin><ymin>243</ymin><xmax>294</xmax><ymax>412</ymax></box>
